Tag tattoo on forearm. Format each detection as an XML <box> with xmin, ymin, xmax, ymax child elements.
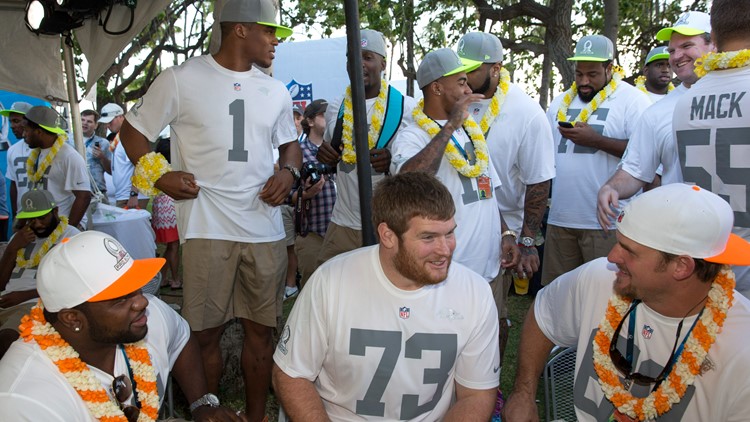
<box><xmin>400</xmin><ymin>126</ymin><xmax>454</xmax><ymax>175</ymax></box>
<box><xmin>522</xmin><ymin>180</ymin><xmax>551</xmax><ymax>236</ymax></box>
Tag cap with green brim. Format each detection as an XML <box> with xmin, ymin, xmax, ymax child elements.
<box><xmin>219</xmin><ymin>0</ymin><xmax>292</xmax><ymax>39</ymax></box>
<box><xmin>655</xmin><ymin>11</ymin><xmax>711</xmax><ymax>42</ymax></box>
<box><xmin>16</xmin><ymin>189</ymin><xmax>56</xmax><ymax>219</ymax></box>
<box><xmin>645</xmin><ymin>46</ymin><xmax>670</xmax><ymax>65</ymax></box>
<box><xmin>24</xmin><ymin>106</ymin><xmax>68</xmax><ymax>136</ymax></box>
<box><xmin>568</xmin><ymin>35</ymin><xmax>615</xmax><ymax>62</ymax></box>
<box><xmin>0</xmin><ymin>101</ymin><xmax>33</xmax><ymax>117</ymax></box>
<box><xmin>417</xmin><ymin>48</ymin><xmax>481</xmax><ymax>89</ymax></box>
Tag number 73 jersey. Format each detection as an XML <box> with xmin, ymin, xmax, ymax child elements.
<box><xmin>273</xmin><ymin>246</ymin><xmax>500</xmax><ymax>421</ymax></box>
<box><xmin>673</xmin><ymin>65</ymin><xmax>750</xmax><ymax>293</ymax></box>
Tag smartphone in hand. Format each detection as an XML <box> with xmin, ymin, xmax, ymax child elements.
<box><xmin>558</xmin><ymin>121</ymin><xmax>574</xmax><ymax>128</ymax></box>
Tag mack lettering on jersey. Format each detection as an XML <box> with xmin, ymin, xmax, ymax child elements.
<box><xmin>690</xmin><ymin>92</ymin><xmax>746</xmax><ymax>120</ymax></box>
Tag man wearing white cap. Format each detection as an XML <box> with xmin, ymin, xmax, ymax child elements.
<box><xmin>0</xmin><ymin>231</ymin><xmax>243</xmax><ymax>421</ymax></box>
<box><xmin>22</xmin><ymin>106</ymin><xmax>91</xmax><ymax>228</ymax></box>
<box><xmin>391</xmin><ymin>48</ymin><xmax>519</xmax><ymax>284</ymax></box>
<box><xmin>504</xmin><ymin>184</ymin><xmax>750</xmax><ymax>421</ymax></box>
<box><xmin>598</xmin><ymin>12</ymin><xmax>714</xmax><ymax>230</ymax></box>
<box><xmin>636</xmin><ymin>46</ymin><xmax>674</xmax><ymax>103</ymax></box>
<box><xmin>118</xmin><ymin>0</ymin><xmax>301</xmax><ymax>419</ymax></box>
<box><xmin>2</xmin><ymin>101</ymin><xmax>34</xmax><ymax>217</ymax></box>
<box><xmin>543</xmin><ymin>35</ymin><xmax>650</xmax><ymax>286</ymax></box>
<box><xmin>316</xmin><ymin>28</ymin><xmax>416</xmax><ymax>265</ymax></box>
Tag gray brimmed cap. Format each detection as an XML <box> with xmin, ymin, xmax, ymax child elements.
<box><xmin>25</xmin><ymin>106</ymin><xmax>68</xmax><ymax>135</ymax></box>
<box><xmin>645</xmin><ymin>46</ymin><xmax>670</xmax><ymax>65</ymax></box>
<box><xmin>220</xmin><ymin>0</ymin><xmax>292</xmax><ymax>38</ymax></box>
<box><xmin>0</xmin><ymin>101</ymin><xmax>33</xmax><ymax>117</ymax></box>
<box><xmin>457</xmin><ymin>32</ymin><xmax>504</xmax><ymax>64</ymax></box>
<box><xmin>417</xmin><ymin>48</ymin><xmax>481</xmax><ymax>89</ymax></box>
<box><xmin>568</xmin><ymin>35</ymin><xmax>615</xmax><ymax>62</ymax></box>
<box><xmin>16</xmin><ymin>189</ymin><xmax>56</xmax><ymax>219</ymax></box>
<box><xmin>361</xmin><ymin>29</ymin><xmax>387</xmax><ymax>58</ymax></box>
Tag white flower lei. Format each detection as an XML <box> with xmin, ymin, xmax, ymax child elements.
<box><xmin>557</xmin><ymin>68</ymin><xmax>624</xmax><ymax>124</ymax></box>
<box><xmin>341</xmin><ymin>78</ymin><xmax>388</xmax><ymax>164</ymax></box>
<box><xmin>694</xmin><ymin>49</ymin><xmax>750</xmax><ymax>78</ymax></box>
<box><xmin>477</xmin><ymin>67</ymin><xmax>511</xmax><ymax>134</ymax></box>
<box><xmin>26</xmin><ymin>134</ymin><xmax>66</xmax><ymax>184</ymax></box>
<box><xmin>16</xmin><ymin>216</ymin><xmax>68</xmax><ymax>268</ymax></box>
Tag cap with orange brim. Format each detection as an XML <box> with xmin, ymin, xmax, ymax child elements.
<box><xmin>705</xmin><ymin>234</ymin><xmax>750</xmax><ymax>266</ymax></box>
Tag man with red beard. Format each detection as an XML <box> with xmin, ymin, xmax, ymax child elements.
<box><xmin>273</xmin><ymin>172</ymin><xmax>500</xmax><ymax>421</ymax></box>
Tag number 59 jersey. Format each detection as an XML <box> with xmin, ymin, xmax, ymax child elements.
<box><xmin>274</xmin><ymin>245</ymin><xmax>500</xmax><ymax>421</ymax></box>
<box><xmin>673</xmin><ymin>66</ymin><xmax>750</xmax><ymax>295</ymax></box>
<box><xmin>126</xmin><ymin>55</ymin><xmax>298</xmax><ymax>243</ymax></box>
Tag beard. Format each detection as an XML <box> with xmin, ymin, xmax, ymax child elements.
<box><xmin>88</xmin><ymin>319</ymin><xmax>148</xmax><ymax>344</ymax></box>
<box><xmin>577</xmin><ymin>85</ymin><xmax>602</xmax><ymax>102</ymax></box>
<box><xmin>392</xmin><ymin>244</ymin><xmax>451</xmax><ymax>287</ymax></box>
<box><xmin>472</xmin><ymin>73</ymin><xmax>491</xmax><ymax>95</ymax></box>
<box><xmin>33</xmin><ymin>215</ymin><xmax>59</xmax><ymax>238</ymax></box>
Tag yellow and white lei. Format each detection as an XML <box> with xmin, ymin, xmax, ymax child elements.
<box><xmin>694</xmin><ymin>49</ymin><xmax>750</xmax><ymax>78</ymax></box>
<box><xmin>26</xmin><ymin>134</ymin><xmax>65</xmax><ymax>184</ymax></box>
<box><xmin>16</xmin><ymin>216</ymin><xmax>68</xmax><ymax>268</ymax></box>
<box><xmin>132</xmin><ymin>152</ymin><xmax>171</xmax><ymax>198</ymax></box>
<box><xmin>341</xmin><ymin>78</ymin><xmax>388</xmax><ymax>164</ymax></box>
<box><xmin>634</xmin><ymin>75</ymin><xmax>675</xmax><ymax>95</ymax></box>
<box><xmin>592</xmin><ymin>268</ymin><xmax>734</xmax><ymax>421</ymax></box>
<box><xmin>557</xmin><ymin>68</ymin><xmax>624</xmax><ymax>125</ymax></box>
<box><xmin>412</xmin><ymin>99</ymin><xmax>489</xmax><ymax>178</ymax></box>
<box><xmin>477</xmin><ymin>67</ymin><xmax>511</xmax><ymax>134</ymax></box>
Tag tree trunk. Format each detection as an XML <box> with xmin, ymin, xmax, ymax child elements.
<box><xmin>546</xmin><ymin>0</ymin><xmax>575</xmax><ymax>88</ymax></box>
<box><xmin>539</xmin><ymin>49</ymin><xmax>552</xmax><ymax>109</ymax></box>
<box><xmin>603</xmin><ymin>0</ymin><xmax>619</xmax><ymax>47</ymax></box>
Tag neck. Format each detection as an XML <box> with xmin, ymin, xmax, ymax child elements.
<box><xmin>422</xmin><ymin>96</ymin><xmax>450</xmax><ymax>121</ymax></box>
<box><xmin>365</xmin><ymin>80</ymin><xmax>383</xmax><ymax>99</ymax></box>
<box><xmin>718</xmin><ymin>39</ymin><xmax>750</xmax><ymax>53</ymax></box>
<box><xmin>84</xmin><ymin>132</ymin><xmax>95</xmax><ymax>139</ymax></box>
<box><xmin>644</xmin><ymin>80</ymin><xmax>668</xmax><ymax>95</ymax></box>
<box><xmin>40</xmin><ymin>136</ymin><xmax>57</xmax><ymax>149</ymax></box>
<box><xmin>307</xmin><ymin>130</ymin><xmax>324</xmax><ymax>146</ymax></box>
<box><xmin>642</xmin><ymin>280</ymin><xmax>712</xmax><ymax>318</ymax></box>
<box><xmin>212</xmin><ymin>49</ymin><xmax>254</xmax><ymax>72</ymax></box>
<box><xmin>483</xmin><ymin>81</ymin><xmax>499</xmax><ymax>100</ymax></box>
<box><xmin>55</xmin><ymin>323</ymin><xmax>118</xmax><ymax>375</ymax></box>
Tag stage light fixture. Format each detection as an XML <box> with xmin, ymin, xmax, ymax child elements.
<box><xmin>24</xmin><ymin>0</ymin><xmax>137</xmax><ymax>36</ymax></box>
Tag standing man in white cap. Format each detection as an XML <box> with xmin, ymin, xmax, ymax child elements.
<box><xmin>504</xmin><ymin>184</ymin><xmax>750</xmax><ymax>421</ymax></box>
<box><xmin>22</xmin><ymin>106</ymin><xmax>90</xmax><ymax>229</ymax></box>
<box><xmin>118</xmin><ymin>0</ymin><xmax>301</xmax><ymax>419</ymax></box>
<box><xmin>391</xmin><ymin>48</ymin><xmax>520</xmax><ymax>287</ymax></box>
<box><xmin>598</xmin><ymin>12</ymin><xmax>714</xmax><ymax>231</ymax></box>
<box><xmin>0</xmin><ymin>231</ymin><xmax>243</xmax><ymax>421</ymax></box>
<box><xmin>457</xmin><ymin>31</ymin><xmax>555</xmax><ymax>363</ymax></box>
<box><xmin>316</xmin><ymin>28</ymin><xmax>416</xmax><ymax>265</ymax></box>
<box><xmin>542</xmin><ymin>35</ymin><xmax>650</xmax><ymax>286</ymax></box>
<box><xmin>2</xmin><ymin>101</ymin><xmax>33</xmax><ymax>217</ymax></box>
<box><xmin>635</xmin><ymin>46</ymin><xmax>674</xmax><ymax>103</ymax></box>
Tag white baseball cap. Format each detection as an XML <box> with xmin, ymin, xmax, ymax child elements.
<box><xmin>98</xmin><ymin>103</ymin><xmax>124</xmax><ymax>124</ymax></box>
<box><xmin>656</xmin><ymin>11</ymin><xmax>711</xmax><ymax>41</ymax></box>
<box><xmin>38</xmin><ymin>231</ymin><xmax>165</xmax><ymax>312</ymax></box>
<box><xmin>616</xmin><ymin>184</ymin><xmax>750</xmax><ymax>265</ymax></box>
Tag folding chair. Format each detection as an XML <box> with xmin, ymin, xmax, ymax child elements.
<box><xmin>542</xmin><ymin>346</ymin><xmax>577</xmax><ymax>422</ymax></box>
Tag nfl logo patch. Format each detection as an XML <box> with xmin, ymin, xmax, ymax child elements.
<box><xmin>642</xmin><ymin>324</ymin><xmax>653</xmax><ymax>339</ymax></box>
<box><xmin>617</xmin><ymin>211</ymin><xmax>625</xmax><ymax>223</ymax></box>
<box><xmin>399</xmin><ymin>306</ymin><xmax>410</xmax><ymax>319</ymax></box>
<box><xmin>362</xmin><ymin>39</ymin><xmax>368</xmax><ymax>48</ymax></box>
<box><xmin>233</xmin><ymin>83</ymin><xmax>241</xmax><ymax>91</ymax></box>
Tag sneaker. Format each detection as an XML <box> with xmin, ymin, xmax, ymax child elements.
<box><xmin>284</xmin><ymin>286</ymin><xmax>299</xmax><ymax>301</ymax></box>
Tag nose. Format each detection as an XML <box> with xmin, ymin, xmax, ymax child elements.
<box><xmin>606</xmin><ymin>243</ymin><xmax>623</xmax><ymax>264</ymax></box>
<box><xmin>132</xmin><ymin>290</ymin><xmax>149</xmax><ymax>310</ymax></box>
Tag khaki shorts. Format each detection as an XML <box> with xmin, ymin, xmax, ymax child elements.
<box><xmin>490</xmin><ymin>271</ymin><xmax>513</xmax><ymax>320</ymax></box>
<box><xmin>0</xmin><ymin>301</ymin><xmax>34</xmax><ymax>332</ymax></box>
<box><xmin>281</xmin><ymin>205</ymin><xmax>296</xmax><ymax>247</ymax></box>
<box><xmin>295</xmin><ymin>231</ymin><xmax>324</xmax><ymax>287</ymax></box>
<box><xmin>541</xmin><ymin>225</ymin><xmax>617</xmax><ymax>285</ymax></box>
<box><xmin>316</xmin><ymin>222</ymin><xmax>362</xmax><ymax>267</ymax></box>
<box><xmin>181</xmin><ymin>238</ymin><xmax>286</xmax><ymax>331</ymax></box>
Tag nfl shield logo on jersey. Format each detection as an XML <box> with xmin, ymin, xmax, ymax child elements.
<box><xmin>642</xmin><ymin>324</ymin><xmax>654</xmax><ymax>339</ymax></box>
<box><xmin>233</xmin><ymin>83</ymin><xmax>241</xmax><ymax>91</ymax></box>
<box><xmin>399</xmin><ymin>306</ymin><xmax>410</xmax><ymax>319</ymax></box>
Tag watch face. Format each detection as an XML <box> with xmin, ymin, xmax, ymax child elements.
<box><xmin>521</xmin><ymin>237</ymin><xmax>535</xmax><ymax>247</ymax></box>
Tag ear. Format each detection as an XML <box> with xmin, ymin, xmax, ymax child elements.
<box><xmin>672</xmin><ymin>255</ymin><xmax>696</xmax><ymax>281</ymax></box>
<box><xmin>491</xmin><ymin>62</ymin><xmax>502</xmax><ymax>75</ymax></box>
<box><xmin>58</xmin><ymin>308</ymin><xmax>86</xmax><ymax>333</ymax></box>
<box><xmin>430</xmin><ymin>81</ymin><xmax>442</xmax><ymax>97</ymax></box>
<box><xmin>378</xmin><ymin>222</ymin><xmax>398</xmax><ymax>250</ymax></box>
<box><xmin>379</xmin><ymin>57</ymin><xmax>387</xmax><ymax>73</ymax></box>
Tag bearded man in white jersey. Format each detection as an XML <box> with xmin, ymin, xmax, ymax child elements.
<box><xmin>117</xmin><ymin>0</ymin><xmax>302</xmax><ymax>419</ymax></box>
<box><xmin>315</xmin><ymin>29</ymin><xmax>416</xmax><ymax>266</ymax></box>
<box><xmin>456</xmin><ymin>31</ymin><xmax>555</xmax><ymax>364</ymax></box>
<box><xmin>542</xmin><ymin>35</ymin><xmax>650</xmax><ymax>286</ymax></box>
<box><xmin>670</xmin><ymin>0</ymin><xmax>750</xmax><ymax>297</ymax></box>
<box><xmin>598</xmin><ymin>12</ymin><xmax>713</xmax><ymax>226</ymax></box>
<box><xmin>274</xmin><ymin>172</ymin><xmax>500</xmax><ymax>421</ymax></box>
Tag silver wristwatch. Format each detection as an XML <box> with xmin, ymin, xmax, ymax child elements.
<box><xmin>189</xmin><ymin>393</ymin><xmax>220</xmax><ymax>413</ymax></box>
<box><xmin>520</xmin><ymin>236</ymin><xmax>535</xmax><ymax>247</ymax></box>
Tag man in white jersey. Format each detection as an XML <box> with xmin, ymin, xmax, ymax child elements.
<box><xmin>598</xmin><ymin>12</ymin><xmax>713</xmax><ymax>226</ymax></box>
<box><xmin>638</xmin><ymin>46</ymin><xmax>673</xmax><ymax>103</ymax></box>
<box><xmin>671</xmin><ymin>0</ymin><xmax>750</xmax><ymax>297</ymax></box>
<box><xmin>391</xmin><ymin>48</ymin><xmax>520</xmax><ymax>283</ymax></box>
<box><xmin>542</xmin><ymin>35</ymin><xmax>650</xmax><ymax>285</ymax></box>
<box><xmin>2</xmin><ymin>101</ymin><xmax>33</xmax><ymax>217</ymax></box>
<box><xmin>273</xmin><ymin>172</ymin><xmax>500</xmax><ymax>421</ymax></box>
<box><xmin>118</xmin><ymin>0</ymin><xmax>301</xmax><ymax>419</ymax></box>
<box><xmin>316</xmin><ymin>29</ymin><xmax>416</xmax><ymax>265</ymax></box>
<box><xmin>503</xmin><ymin>184</ymin><xmax>750</xmax><ymax>421</ymax></box>
<box><xmin>0</xmin><ymin>231</ymin><xmax>242</xmax><ymax>421</ymax></box>
<box><xmin>456</xmin><ymin>31</ymin><xmax>555</xmax><ymax>362</ymax></box>
<box><xmin>81</xmin><ymin>109</ymin><xmax>111</xmax><ymax>201</ymax></box>
<box><xmin>22</xmin><ymin>106</ymin><xmax>91</xmax><ymax>228</ymax></box>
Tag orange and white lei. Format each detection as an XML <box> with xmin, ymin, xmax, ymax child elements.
<box><xmin>634</xmin><ymin>75</ymin><xmax>674</xmax><ymax>95</ymax></box>
<box><xmin>557</xmin><ymin>67</ymin><xmax>624</xmax><ymax>125</ymax></box>
<box><xmin>19</xmin><ymin>303</ymin><xmax>160</xmax><ymax>421</ymax></box>
<box><xmin>341</xmin><ymin>78</ymin><xmax>388</xmax><ymax>164</ymax></box>
<box><xmin>694</xmin><ymin>49</ymin><xmax>750</xmax><ymax>78</ymax></box>
<box><xmin>26</xmin><ymin>134</ymin><xmax>65</xmax><ymax>184</ymax></box>
<box><xmin>16</xmin><ymin>216</ymin><xmax>68</xmax><ymax>268</ymax></box>
<box><xmin>412</xmin><ymin>98</ymin><xmax>489</xmax><ymax>178</ymax></box>
<box><xmin>477</xmin><ymin>67</ymin><xmax>510</xmax><ymax>134</ymax></box>
<box><xmin>592</xmin><ymin>268</ymin><xmax>734</xmax><ymax>420</ymax></box>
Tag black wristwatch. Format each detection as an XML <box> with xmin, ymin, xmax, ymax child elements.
<box><xmin>129</xmin><ymin>191</ymin><xmax>139</xmax><ymax>198</ymax></box>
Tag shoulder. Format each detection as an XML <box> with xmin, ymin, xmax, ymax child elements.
<box><xmin>57</xmin><ymin>145</ymin><xmax>85</xmax><ymax>163</ymax></box>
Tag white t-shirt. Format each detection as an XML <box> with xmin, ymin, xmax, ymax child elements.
<box><xmin>672</xmin><ymin>66</ymin><xmax>750</xmax><ymax>296</ymax></box>
<box><xmin>473</xmin><ymin>83</ymin><xmax>556</xmax><ymax>233</ymax></box>
<box><xmin>391</xmin><ymin>123</ymin><xmax>502</xmax><ymax>281</ymax></box>
<box><xmin>620</xmin><ymin>84</ymin><xmax>688</xmax><ymax>186</ymax></box>
<box><xmin>274</xmin><ymin>245</ymin><xmax>500</xmax><ymax>421</ymax></box>
<box><xmin>6</xmin><ymin>140</ymin><xmax>31</xmax><ymax>210</ymax></box>
<box><xmin>1</xmin><ymin>225</ymin><xmax>80</xmax><ymax>305</ymax></box>
<box><xmin>536</xmin><ymin>258</ymin><xmax>750</xmax><ymax>421</ymax></box>
<box><xmin>111</xmin><ymin>141</ymin><xmax>148</xmax><ymax>202</ymax></box>
<box><xmin>27</xmin><ymin>144</ymin><xmax>90</xmax><ymax>220</ymax></box>
<box><xmin>126</xmin><ymin>55</ymin><xmax>298</xmax><ymax>243</ymax></box>
<box><xmin>547</xmin><ymin>82</ymin><xmax>651</xmax><ymax>229</ymax></box>
<box><xmin>323</xmin><ymin>87</ymin><xmax>416</xmax><ymax>230</ymax></box>
<box><xmin>646</xmin><ymin>90</ymin><xmax>667</xmax><ymax>103</ymax></box>
<box><xmin>0</xmin><ymin>295</ymin><xmax>190</xmax><ymax>421</ymax></box>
